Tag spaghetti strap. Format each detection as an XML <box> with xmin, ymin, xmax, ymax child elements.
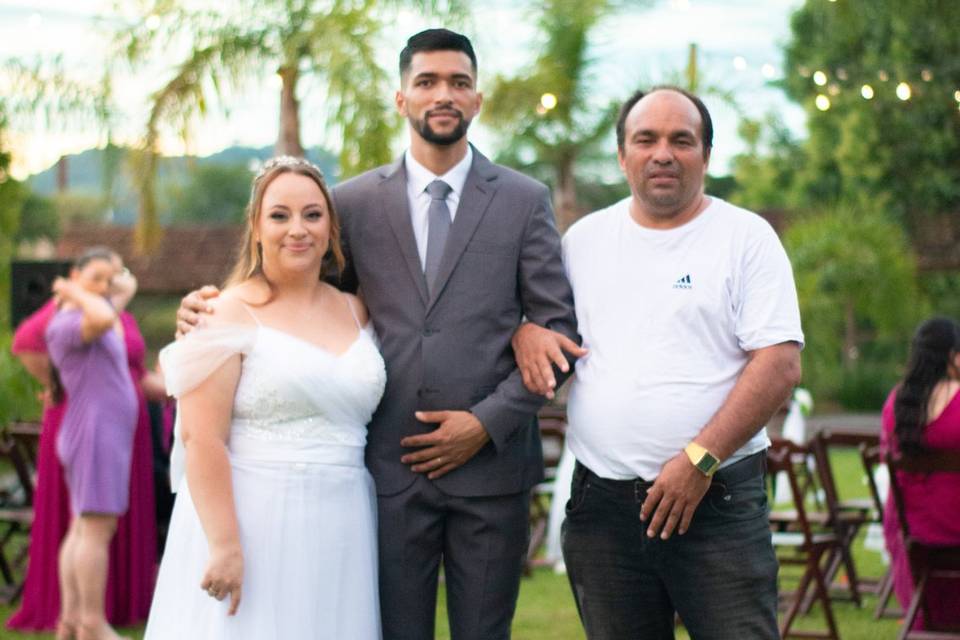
<box><xmin>342</xmin><ymin>292</ymin><xmax>363</xmax><ymax>330</ymax></box>
<box><xmin>237</xmin><ymin>300</ymin><xmax>262</xmax><ymax>326</ymax></box>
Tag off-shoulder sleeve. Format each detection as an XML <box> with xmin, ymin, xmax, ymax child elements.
<box><xmin>158</xmin><ymin>325</ymin><xmax>257</xmax><ymax>398</ymax></box>
<box><xmin>161</xmin><ymin>325</ymin><xmax>256</xmax><ymax>493</ymax></box>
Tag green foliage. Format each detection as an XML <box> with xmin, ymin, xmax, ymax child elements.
<box><xmin>0</xmin><ymin>110</ymin><xmax>27</xmax><ymax>330</ymax></box>
<box><xmin>784</xmin><ymin>208</ymin><xmax>922</xmax><ymax>407</ymax></box>
<box><xmin>0</xmin><ymin>334</ymin><xmax>43</xmax><ymax>427</ymax></box>
<box><xmin>482</xmin><ymin>0</ymin><xmax>634</xmax><ymax>227</ymax></box>
<box><xmin>782</xmin><ymin>0</ymin><xmax>960</xmax><ymax>226</ymax></box>
<box><xmin>166</xmin><ymin>163</ymin><xmax>251</xmax><ymax>224</ymax></box>
<box><xmin>54</xmin><ymin>192</ymin><xmax>110</xmax><ymax>225</ymax></box>
<box><xmin>730</xmin><ymin>114</ymin><xmax>806</xmax><ymax>212</ymax></box>
<box><xmin>16</xmin><ymin>191</ymin><xmax>60</xmax><ymax>242</ymax></box>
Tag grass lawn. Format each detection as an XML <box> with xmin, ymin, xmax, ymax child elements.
<box><xmin>0</xmin><ymin>451</ymin><xmax>904</xmax><ymax>639</ymax></box>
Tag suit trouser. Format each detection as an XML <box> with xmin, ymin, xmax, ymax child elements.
<box><xmin>377</xmin><ymin>474</ymin><xmax>530</xmax><ymax>640</ymax></box>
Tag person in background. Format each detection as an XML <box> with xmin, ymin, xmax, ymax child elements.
<box><xmin>8</xmin><ymin>248</ymin><xmax>159</xmax><ymax>635</ymax></box>
<box><xmin>881</xmin><ymin>316</ymin><xmax>960</xmax><ymax>631</ymax></box>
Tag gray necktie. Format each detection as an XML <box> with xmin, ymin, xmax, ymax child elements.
<box><xmin>424</xmin><ymin>179</ymin><xmax>453</xmax><ymax>294</ymax></box>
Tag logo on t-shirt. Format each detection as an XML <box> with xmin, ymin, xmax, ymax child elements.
<box><xmin>673</xmin><ymin>274</ymin><xmax>692</xmax><ymax>289</ymax></box>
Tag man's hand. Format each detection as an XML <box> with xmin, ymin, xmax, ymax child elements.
<box><xmin>639</xmin><ymin>452</ymin><xmax>712</xmax><ymax>540</ymax></box>
<box><xmin>176</xmin><ymin>285</ymin><xmax>221</xmax><ymax>338</ymax></box>
<box><xmin>511</xmin><ymin>323</ymin><xmax>587</xmax><ymax>399</ymax></box>
<box><xmin>400</xmin><ymin>411</ymin><xmax>491</xmax><ymax>479</ymax></box>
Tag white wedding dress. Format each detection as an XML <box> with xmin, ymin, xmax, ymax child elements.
<box><xmin>145</xmin><ymin>305</ymin><xmax>386</xmax><ymax>639</ymax></box>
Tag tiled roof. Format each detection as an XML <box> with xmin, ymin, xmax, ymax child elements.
<box><xmin>58</xmin><ymin>223</ymin><xmax>244</xmax><ymax>294</ymax></box>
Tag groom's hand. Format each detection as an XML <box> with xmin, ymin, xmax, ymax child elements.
<box><xmin>176</xmin><ymin>285</ymin><xmax>221</xmax><ymax>338</ymax></box>
<box><xmin>401</xmin><ymin>411</ymin><xmax>491</xmax><ymax>479</ymax></box>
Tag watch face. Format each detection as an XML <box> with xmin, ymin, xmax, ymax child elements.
<box><xmin>697</xmin><ymin>454</ymin><xmax>718</xmax><ymax>474</ymax></box>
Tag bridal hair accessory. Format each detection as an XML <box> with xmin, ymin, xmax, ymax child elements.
<box><xmin>256</xmin><ymin>155</ymin><xmax>326</xmax><ymax>182</ymax></box>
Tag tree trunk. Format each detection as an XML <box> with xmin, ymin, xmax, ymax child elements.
<box><xmin>554</xmin><ymin>155</ymin><xmax>580</xmax><ymax>233</ymax></box>
<box><xmin>276</xmin><ymin>65</ymin><xmax>304</xmax><ymax>158</ymax></box>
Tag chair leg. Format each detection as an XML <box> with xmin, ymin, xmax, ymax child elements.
<box><xmin>780</xmin><ymin>562</ymin><xmax>814</xmax><ymax>639</ymax></box>
<box><xmin>809</xmin><ymin>546</ymin><xmax>840</xmax><ymax>640</ymax></box>
<box><xmin>874</xmin><ymin>568</ymin><xmax>901</xmax><ymax>619</ymax></box>
<box><xmin>898</xmin><ymin>572</ymin><xmax>929</xmax><ymax>640</ymax></box>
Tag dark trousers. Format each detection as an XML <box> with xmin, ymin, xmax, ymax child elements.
<box><xmin>377</xmin><ymin>474</ymin><xmax>530</xmax><ymax>640</ymax></box>
<box><xmin>561</xmin><ymin>455</ymin><xmax>779</xmax><ymax>640</ymax></box>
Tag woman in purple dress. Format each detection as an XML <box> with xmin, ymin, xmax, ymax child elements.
<box><xmin>45</xmin><ymin>248</ymin><xmax>139</xmax><ymax>640</ymax></box>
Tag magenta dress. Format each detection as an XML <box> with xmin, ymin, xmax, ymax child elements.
<box><xmin>7</xmin><ymin>300</ymin><xmax>157</xmax><ymax>630</ymax></box>
<box><xmin>881</xmin><ymin>387</ymin><xmax>960</xmax><ymax>630</ymax></box>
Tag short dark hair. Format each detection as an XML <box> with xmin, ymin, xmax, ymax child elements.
<box><xmin>615</xmin><ymin>86</ymin><xmax>713</xmax><ymax>159</ymax></box>
<box><xmin>399</xmin><ymin>28</ymin><xmax>477</xmax><ymax>79</ymax></box>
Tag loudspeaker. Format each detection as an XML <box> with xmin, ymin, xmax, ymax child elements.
<box><xmin>10</xmin><ymin>260</ymin><xmax>72</xmax><ymax>329</ymax></box>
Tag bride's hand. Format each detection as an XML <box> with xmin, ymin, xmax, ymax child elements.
<box><xmin>201</xmin><ymin>543</ymin><xmax>243</xmax><ymax>615</ymax></box>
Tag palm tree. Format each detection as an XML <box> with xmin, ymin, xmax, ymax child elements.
<box><xmin>113</xmin><ymin>0</ymin><xmax>465</xmax><ymax>250</ymax></box>
<box><xmin>482</xmin><ymin>0</ymin><xmax>646</xmax><ymax>231</ymax></box>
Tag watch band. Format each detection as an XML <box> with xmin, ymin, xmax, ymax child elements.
<box><xmin>684</xmin><ymin>442</ymin><xmax>721</xmax><ymax>476</ymax></box>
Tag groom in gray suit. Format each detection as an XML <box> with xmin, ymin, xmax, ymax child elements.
<box><xmin>178</xmin><ymin>28</ymin><xmax>578</xmax><ymax>639</ymax></box>
<box><xmin>332</xmin><ymin>29</ymin><xmax>578</xmax><ymax>639</ymax></box>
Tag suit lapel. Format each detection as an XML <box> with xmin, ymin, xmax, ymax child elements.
<box><xmin>378</xmin><ymin>158</ymin><xmax>429</xmax><ymax>306</ymax></box>
<box><xmin>427</xmin><ymin>147</ymin><xmax>498</xmax><ymax>312</ymax></box>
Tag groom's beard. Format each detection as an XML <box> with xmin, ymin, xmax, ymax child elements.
<box><xmin>409</xmin><ymin>108</ymin><xmax>471</xmax><ymax>146</ymax></box>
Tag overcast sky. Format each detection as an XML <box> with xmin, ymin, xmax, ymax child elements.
<box><xmin>0</xmin><ymin>0</ymin><xmax>807</xmax><ymax>179</ymax></box>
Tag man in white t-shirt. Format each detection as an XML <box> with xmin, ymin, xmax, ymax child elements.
<box><xmin>513</xmin><ymin>87</ymin><xmax>803</xmax><ymax>638</ymax></box>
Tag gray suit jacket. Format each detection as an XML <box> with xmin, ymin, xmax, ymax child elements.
<box><xmin>331</xmin><ymin>147</ymin><xmax>578</xmax><ymax>498</ymax></box>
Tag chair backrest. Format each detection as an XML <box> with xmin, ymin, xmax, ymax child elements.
<box><xmin>767</xmin><ymin>438</ymin><xmax>819</xmax><ymax>541</ymax></box>
<box><xmin>886</xmin><ymin>448</ymin><xmax>960</xmax><ymax>542</ymax></box>
<box><xmin>811</xmin><ymin>429</ymin><xmax>881</xmax><ymax>520</ymax></box>
<box><xmin>859</xmin><ymin>443</ymin><xmax>885</xmax><ymax>520</ymax></box>
<box><xmin>0</xmin><ymin>433</ymin><xmax>34</xmax><ymax>507</ymax></box>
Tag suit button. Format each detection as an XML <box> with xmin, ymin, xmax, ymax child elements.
<box><xmin>422</xmin><ymin>328</ymin><xmax>436</xmax><ymax>337</ymax></box>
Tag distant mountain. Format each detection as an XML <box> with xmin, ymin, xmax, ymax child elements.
<box><xmin>27</xmin><ymin>145</ymin><xmax>340</xmax><ymax>225</ymax></box>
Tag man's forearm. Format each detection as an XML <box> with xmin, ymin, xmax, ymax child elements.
<box><xmin>694</xmin><ymin>342</ymin><xmax>802</xmax><ymax>461</ymax></box>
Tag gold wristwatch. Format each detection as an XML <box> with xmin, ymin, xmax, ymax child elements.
<box><xmin>684</xmin><ymin>442</ymin><xmax>721</xmax><ymax>477</ymax></box>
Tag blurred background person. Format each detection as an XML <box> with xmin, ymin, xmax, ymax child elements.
<box><xmin>881</xmin><ymin>316</ymin><xmax>960</xmax><ymax>631</ymax></box>
<box><xmin>8</xmin><ymin>248</ymin><xmax>159</xmax><ymax>634</ymax></box>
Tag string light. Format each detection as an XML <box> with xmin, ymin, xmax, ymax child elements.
<box><xmin>921</xmin><ymin>69</ymin><xmax>933</xmax><ymax>82</ymax></box>
<box><xmin>733</xmin><ymin>56</ymin><xmax>747</xmax><ymax>71</ymax></box>
<box><xmin>896</xmin><ymin>82</ymin><xmax>912</xmax><ymax>101</ymax></box>
<box><xmin>761</xmin><ymin>63</ymin><xmax>776</xmax><ymax>78</ymax></box>
<box><xmin>815</xmin><ymin>95</ymin><xmax>831</xmax><ymax>111</ymax></box>
<box><xmin>954</xmin><ymin>90</ymin><xmax>960</xmax><ymax>102</ymax></box>
<box><xmin>861</xmin><ymin>84</ymin><xmax>874</xmax><ymax>99</ymax></box>
<box><xmin>540</xmin><ymin>93</ymin><xmax>558</xmax><ymax>110</ymax></box>
<box><xmin>878</xmin><ymin>70</ymin><xmax>889</xmax><ymax>81</ymax></box>
<box><xmin>813</xmin><ymin>70</ymin><xmax>828</xmax><ymax>86</ymax></box>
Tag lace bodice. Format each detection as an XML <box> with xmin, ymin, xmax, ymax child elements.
<box><xmin>231</xmin><ymin>326</ymin><xmax>386</xmax><ymax>444</ymax></box>
<box><xmin>160</xmin><ymin>318</ymin><xmax>386</xmax><ymax>487</ymax></box>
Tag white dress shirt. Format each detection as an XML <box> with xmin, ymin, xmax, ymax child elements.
<box><xmin>404</xmin><ymin>147</ymin><xmax>473</xmax><ymax>270</ymax></box>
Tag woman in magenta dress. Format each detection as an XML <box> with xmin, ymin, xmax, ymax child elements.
<box><xmin>881</xmin><ymin>316</ymin><xmax>960</xmax><ymax>631</ymax></box>
<box><xmin>7</xmin><ymin>250</ymin><xmax>158</xmax><ymax>634</ymax></box>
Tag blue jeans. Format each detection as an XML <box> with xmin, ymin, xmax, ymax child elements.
<box><xmin>561</xmin><ymin>457</ymin><xmax>779</xmax><ymax>640</ymax></box>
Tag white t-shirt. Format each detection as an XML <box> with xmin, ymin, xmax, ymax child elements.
<box><xmin>563</xmin><ymin>196</ymin><xmax>804</xmax><ymax>481</ymax></box>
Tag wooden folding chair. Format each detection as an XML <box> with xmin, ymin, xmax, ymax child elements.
<box><xmin>860</xmin><ymin>442</ymin><xmax>902</xmax><ymax>619</ymax></box>
<box><xmin>0</xmin><ymin>431</ymin><xmax>36</xmax><ymax>603</ymax></box>
<box><xmin>886</xmin><ymin>449</ymin><xmax>960</xmax><ymax>639</ymax></box>
<box><xmin>767</xmin><ymin>438</ymin><xmax>840</xmax><ymax>640</ymax></box>
<box><xmin>525</xmin><ymin>406</ymin><xmax>567</xmax><ymax>573</ymax></box>
<box><xmin>808</xmin><ymin>429</ymin><xmax>881</xmax><ymax>608</ymax></box>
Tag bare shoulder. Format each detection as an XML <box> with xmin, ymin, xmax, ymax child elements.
<box><xmin>206</xmin><ymin>282</ymin><xmax>264</xmax><ymax>328</ymax></box>
<box><xmin>338</xmin><ymin>288</ymin><xmax>370</xmax><ymax>326</ymax></box>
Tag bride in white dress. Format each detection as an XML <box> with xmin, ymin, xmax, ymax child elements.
<box><xmin>145</xmin><ymin>157</ymin><xmax>385</xmax><ymax>639</ymax></box>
